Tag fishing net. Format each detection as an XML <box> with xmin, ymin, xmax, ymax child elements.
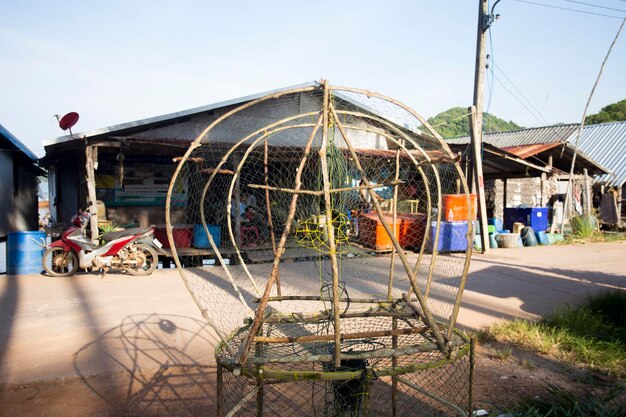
<box><xmin>166</xmin><ymin>82</ymin><xmax>475</xmax><ymax>416</ymax></box>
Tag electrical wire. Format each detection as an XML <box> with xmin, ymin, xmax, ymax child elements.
<box><xmin>493</xmin><ymin>62</ymin><xmax>549</xmax><ymax>125</ymax></box>
<box><xmin>561</xmin><ymin>0</ymin><xmax>626</xmax><ymax>13</ymax></box>
<box><xmin>513</xmin><ymin>0</ymin><xmax>626</xmax><ymax>19</ymax></box>
<box><xmin>491</xmin><ymin>71</ymin><xmax>547</xmax><ymax>125</ymax></box>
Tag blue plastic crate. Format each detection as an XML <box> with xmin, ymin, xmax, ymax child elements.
<box><xmin>488</xmin><ymin>218</ymin><xmax>504</xmax><ymax>232</ymax></box>
<box><xmin>504</xmin><ymin>208</ymin><xmax>549</xmax><ymax>232</ymax></box>
<box><xmin>428</xmin><ymin>221</ymin><xmax>469</xmax><ymax>252</ymax></box>
<box><xmin>193</xmin><ymin>224</ymin><xmax>221</xmax><ymax>248</ymax></box>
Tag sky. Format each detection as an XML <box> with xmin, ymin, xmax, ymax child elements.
<box><xmin>1</xmin><ymin>0</ymin><xmax>625</xmax><ymax>157</ymax></box>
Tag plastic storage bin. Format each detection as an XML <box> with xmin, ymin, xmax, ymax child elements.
<box><xmin>504</xmin><ymin>207</ymin><xmax>549</xmax><ymax>232</ymax></box>
<box><xmin>154</xmin><ymin>224</ymin><xmax>192</xmax><ymax>248</ymax></box>
<box><xmin>496</xmin><ymin>233</ymin><xmax>521</xmax><ymax>248</ymax></box>
<box><xmin>193</xmin><ymin>224</ymin><xmax>221</xmax><ymax>248</ymax></box>
<box><xmin>396</xmin><ymin>213</ymin><xmax>427</xmax><ymax>249</ymax></box>
<box><xmin>358</xmin><ymin>213</ymin><xmax>427</xmax><ymax>251</ymax></box>
<box><xmin>442</xmin><ymin>194</ymin><xmax>477</xmax><ymax>221</ymax></box>
<box><xmin>488</xmin><ymin>218</ymin><xmax>504</xmax><ymax>232</ymax></box>
<box><xmin>358</xmin><ymin>213</ymin><xmax>400</xmax><ymax>251</ymax></box>
<box><xmin>428</xmin><ymin>221</ymin><xmax>469</xmax><ymax>252</ymax></box>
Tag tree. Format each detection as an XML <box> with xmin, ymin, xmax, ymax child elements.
<box><xmin>585</xmin><ymin>99</ymin><xmax>626</xmax><ymax>125</ymax></box>
<box><xmin>423</xmin><ymin>107</ymin><xmax>522</xmax><ymax>138</ymax></box>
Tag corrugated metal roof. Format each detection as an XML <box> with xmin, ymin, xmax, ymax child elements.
<box><xmin>567</xmin><ymin>121</ymin><xmax>626</xmax><ymax>187</ymax></box>
<box><xmin>43</xmin><ymin>81</ymin><xmax>320</xmax><ymax>147</ymax></box>
<box><xmin>0</xmin><ymin>123</ymin><xmax>39</xmax><ymax>162</ymax></box>
<box><xmin>446</xmin><ymin>123</ymin><xmax>612</xmax><ymax>175</ymax></box>
<box><xmin>447</xmin><ymin>123</ymin><xmax>579</xmax><ymax>147</ymax></box>
<box><xmin>501</xmin><ymin>143</ymin><xmax>562</xmax><ymax>159</ymax></box>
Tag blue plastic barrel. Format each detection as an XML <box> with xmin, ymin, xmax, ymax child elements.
<box><xmin>521</xmin><ymin>227</ymin><xmax>538</xmax><ymax>247</ymax></box>
<box><xmin>7</xmin><ymin>231</ymin><xmax>46</xmax><ymax>275</ymax></box>
<box><xmin>489</xmin><ymin>234</ymin><xmax>499</xmax><ymax>249</ymax></box>
<box><xmin>535</xmin><ymin>231</ymin><xmax>549</xmax><ymax>245</ymax></box>
<box><xmin>193</xmin><ymin>224</ymin><xmax>221</xmax><ymax>248</ymax></box>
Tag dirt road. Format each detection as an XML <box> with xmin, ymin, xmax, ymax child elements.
<box><xmin>0</xmin><ymin>242</ymin><xmax>623</xmax><ymax>400</ymax></box>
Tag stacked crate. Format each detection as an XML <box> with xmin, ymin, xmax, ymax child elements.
<box><xmin>428</xmin><ymin>194</ymin><xmax>476</xmax><ymax>252</ymax></box>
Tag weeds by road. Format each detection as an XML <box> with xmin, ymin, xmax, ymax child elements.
<box><xmin>478</xmin><ymin>290</ymin><xmax>626</xmax><ymax>416</ymax></box>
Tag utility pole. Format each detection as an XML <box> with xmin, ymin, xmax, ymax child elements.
<box><xmin>471</xmin><ymin>0</ymin><xmax>498</xmax><ymax>253</ymax></box>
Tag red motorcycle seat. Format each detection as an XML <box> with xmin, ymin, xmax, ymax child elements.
<box><xmin>101</xmin><ymin>227</ymin><xmax>151</xmax><ymax>242</ymax></box>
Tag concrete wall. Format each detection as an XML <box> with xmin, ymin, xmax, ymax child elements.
<box><xmin>487</xmin><ymin>176</ymin><xmax>558</xmax><ymax>220</ymax></box>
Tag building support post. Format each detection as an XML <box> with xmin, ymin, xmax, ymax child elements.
<box><xmin>85</xmin><ymin>145</ymin><xmax>99</xmax><ymax>244</ymax></box>
<box><xmin>583</xmin><ymin>168</ymin><xmax>591</xmax><ymax>217</ymax></box>
<box><xmin>617</xmin><ymin>186</ymin><xmax>623</xmax><ymax>229</ymax></box>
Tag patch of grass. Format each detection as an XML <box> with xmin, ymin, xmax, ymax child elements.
<box><xmin>475</xmin><ymin>329</ymin><xmax>495</xmax><ymax>343</ymax></box>
<box><xmin>570</xmin><ymin>215</ymin><xmax>595</xmax><ymax>238</ymax></box>
<box><xmin>509</xmin><ymin>383</ymin><xmax>626</xmax><ymax>417</ymax></box>
<box><xmin>598</xmin><ymin>231</ymin><xmax>626</xmax><ymax>242</ymax></box>
<box><xmin>585</xmin><ymin>290</ymin><xmax>626</xmax><ymax>330</ymax></box>
<box><xmin>564</xmin><ymin>230</ymin><xmax>626</xmax><ymax>244</ymax></box>
<box><xmin>494</xmin><ymin>346</ymin><xmax>512</xmax><ymax>361</ymax></box>
<box><xmin>486</xmin><ymin>290</ymin><xmax>626</xmax><ymax>376</ymax></box>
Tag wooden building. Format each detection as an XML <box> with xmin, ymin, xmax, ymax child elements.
<box><xmin>448</xmin><ymin>124</ymin><xmax>608</xmax><ymax>221</ymax></box>
<box><xmin>0</xmin><ymin>124</ymin><xmax>44</xmax><ymax>240</ymax></box>
<box><xmin>43</xmin><ymin>82</ymin><xmax>592</xmax><ymax>235</ymax></box>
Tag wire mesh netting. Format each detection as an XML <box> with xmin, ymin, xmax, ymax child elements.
<box><xmin>166</xmin><ymin>82</ymin><xmax>476</xmax><ymax>416</ymax></box>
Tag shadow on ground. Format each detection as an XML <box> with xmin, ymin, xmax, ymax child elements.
<box><xmin>73</xmin><ymin>313</ymin><xmax>219</xmax><ymax>416</ymax></box>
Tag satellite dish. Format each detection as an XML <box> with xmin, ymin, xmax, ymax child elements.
<box><xmin>58</xmin><ymin>112</ymin><xmax>79</xmax><ymax>131</ymax></box>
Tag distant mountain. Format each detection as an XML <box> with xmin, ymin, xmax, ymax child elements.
<box><xmin>585</xmin><ymin>99</ymin><xmax>626</xmax><ymax>125</ymax></box>
<box><xmin>423</xmin><ymin>107</ymin><xmax>522</xmax><ymax>138</ymax></box>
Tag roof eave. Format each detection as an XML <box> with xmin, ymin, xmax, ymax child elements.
<box><xmin>0</xmin><ymin>123</ymin><xmax>39</xmax><ymax>162</ymax></box>
<box><xmin>43</xmin><ymin>80</ymin><xmax>320</xmax><ymax>147</ymax></box>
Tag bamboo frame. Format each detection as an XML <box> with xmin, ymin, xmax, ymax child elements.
<box><xmin>331</xmin><ymin>113</ymin><xmax>438</xmax><ymax>303</ymax></box>
<box><xmin>197</xmin><ymin>117</ymin><xmax>319</xmax><ymax>302</ymax></box>
<box><xmin>219</xmin><ymin>337</ymin><xmax>470</xmax><ymax>371</ymax></box>
<box><xmin>247</xmin><ymin>179</ymin><xmax>404</xmax><ymax>195</ymax></box>
<box><xmin>258</xmin><ymin>295</ymin><xmax>399</xmax><ymax>304</ymax></box>
<box><xmin>339</xmin><ymin>105</ymin><xmax>468</xmax><ymax>338</ymax></box>
<box><xmin>253</xmin><ymin>325</ymin><xmax>429</xmax><ymax>344</ymax></box>
<box><xmin>263</xmin><ymin>137</ymin><xmax>280</xmax><ymax>296</ymax></box>
<box><xmin>263</xmin><ymin>310</ymin><xmax>418</xmax><ymax>324</ymax></box>
<box><xmin>224</xmin><ymin>122</ymin><xmax>319</xmax><ymax>297</ymax></box>
<box><xmin>332</xmin><ymin>85</ymin><xmax>474</xmax><ymax>332</ymax></box>
<box><xmin>387</xmin><ymin>142</ymin><xmax>401</xmax><ymax>301</ymax></box>
<box><xmin>236</xmin><ymin>113</ymin><xmax>324</xmax><ymax>366</ymax></box>
<box><xmin>319</xmin><ymin>81</ymin><xmax>343</xmax><ymax>368</ymax></box>
<box><xmin>329</xmin><ymin>102</ymin><xmax>448</xmax><ymax>354</ymax></box>
<box><xmin>168</xmin><ymin>82</ymin><xmax>475</xmax><ymax>415</ymax></box>
<box><xmin>197</xmin><ymin>113</ymin><xmax>320</xmax><ymax>297</ymax></box>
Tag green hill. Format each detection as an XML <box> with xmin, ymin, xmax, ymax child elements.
<box><xmin>586</xmin><ymin>99</ymin><xmax>626</xmax><ymax>125</ymax></box>
<box><xmin>423</xmin><ymin>107</ymin><xmax>522</xmax><ymax>138</ymax></box>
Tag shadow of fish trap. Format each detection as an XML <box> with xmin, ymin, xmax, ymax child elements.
<box><xmin>166</xmin><ymin>81</ymin><xmax>476</xmax><ymax>416</ymax></box>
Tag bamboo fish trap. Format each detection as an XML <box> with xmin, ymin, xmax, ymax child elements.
<box><xmin>166</xmin><ymin>81</ymin><xmax>475</xmax><ymax>416</ymax></box>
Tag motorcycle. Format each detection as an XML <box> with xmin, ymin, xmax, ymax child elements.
<box><xmin>42</xmin><ymin>210</ymin><xmax>163</xmax><ymax>277</ymax></box>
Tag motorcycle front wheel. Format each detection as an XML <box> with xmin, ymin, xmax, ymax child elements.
<box><xmin>42</xmin><ymin>247</ymin><xmax>79</xmax><ymax>277</ymax></box>
<box><xmin>123</xmin><ymin>244</ymin><xmax>158</xmax><ymax>276</ymax></box>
